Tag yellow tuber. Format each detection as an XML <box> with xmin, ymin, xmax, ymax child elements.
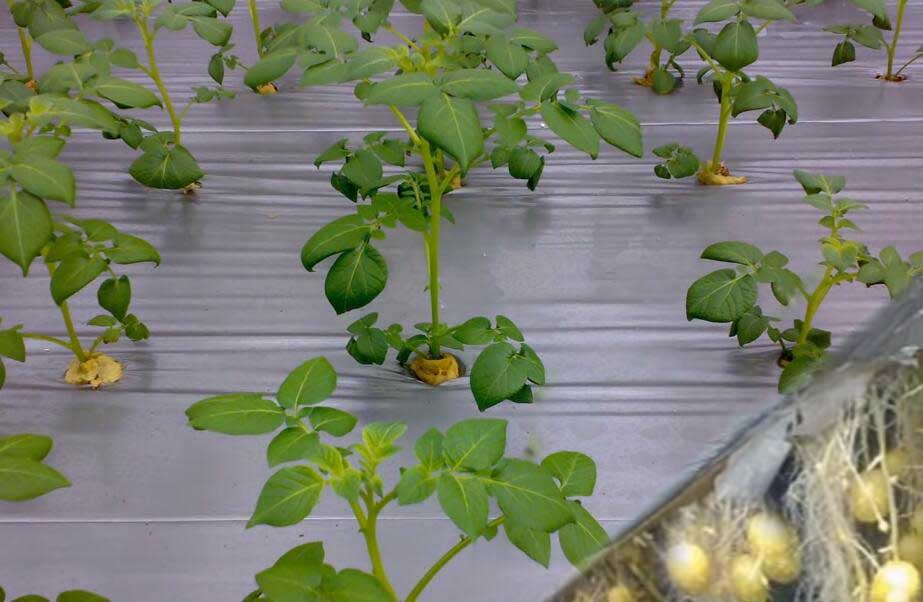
<box><xmin>885</xmin><ymin>449</ymin><xmax>911</xmax><ymax>479</ymax></box>
<box><xmin>851</xmin><ymin>469</ymin><xmax>892</xmax><ymax>524</ymax></box>
<box><xmin>869</xmin><ymin>561</ymin><xmax>921</xmax><ymax>602</ymax></box>
<box><xmin>912</xmin><ymin>509</ymin><xmax>923</xmax><ymax>534</ymax></box>
<box><xmin>606</xmin><ymin>585</ymin><xmax>635</xmax><ymax>602</ymax></box>
<box><xmin>745</xmin><ymin>512</ymin><xmax>801</xmax><ymax>583</ymax></box>
<box><xmin>729</xmin><ymin>554</ymin><xmax>769</xmax><ymax>602</ymax></box>
<box><xmin>900</xmin><ymin>534</ymin><xmax>923</xmax><ymax>571</ymax></box>
<box><xmin>761</xmin><ymin>550</ymin><xmax>801</xmax><ymax>584</ymax></box>
<box><xmin>665</xmin><ymin>541</ymin><xmax>712</xmax><ymax>595</ymax></box>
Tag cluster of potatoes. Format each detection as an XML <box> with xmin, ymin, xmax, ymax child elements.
<box><xmin>849</xmin><ymin>447</ymin><xmax>922</xmax><ymax>602</ymax></box>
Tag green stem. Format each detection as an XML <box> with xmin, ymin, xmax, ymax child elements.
<box><xmin>247</xmin><ymin>0</ymin><xmax>263</xmax><ymax>57</ymax></box>
<box><xmin>709</xmin><ymin>76</ymin><xmax>733</xmax><ymax>172</ymax></box>
<box><xmin>22</xmin><ymin>333</ymin><xmax>75</xmax><ymax>352</ymax></box>
<box><xmin>137</xmin><ymin>18</ymin><xmax>182</xmax><ymax>144</ymax></box>
<box><xmin>405</xmin><ymin>517</ymin><xmax>506</xmax><ymax>602</ymax></box>
<box><xmin>796</xmin><ymin>266</ymin><xmax>834</xmax><ymax>346</ymax></box>
<box><xmin>420</xmin><ymin>143</ymin><xmax>442</xmax><ymax>359</ymax></box>
<box><xmin>45</xmin><ymin>261</ymin><xmax>88</xmax><ymax>361</ymax></box>
<box><xmin>353</xmin><ymin>494</ymin><xmax>398</xmax><ymax>600</ymax></box>
<box><xmin>5</xmin><ymin>0</ymin><xmax>33</xmax><ymax>80</ymax></box>
<box><xmin>885</xmin><ymin>0</ymin><xmax>908</xmax><ymax>80</ymax></box>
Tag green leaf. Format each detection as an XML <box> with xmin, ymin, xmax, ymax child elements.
<box><xmin>299</xmin><ymin>60</ymin><xmax>349</xmax><ymax>87</ymax></box>
<box><xmin>487</xmin><ymin>459</ymin><xmax>573</xmax><ymax>532</ymax></box>
<box><xmin>651</xmin><ymin>68</ymin><xmax>676</xmax><ymax>94</ymax></box>
<box><xmin>105</xmin><ymin>233</ymin><xmax>161</xmax><ymax>265</ymax></box>
<box><xmin>541</xmin><ymin>102</ymin><xmax>599</xmax><ymax>159</ymax></box>
<box><xmin>0</xmin><ymin>456</ymin><xmax>70</xmax><ymax>501</ymax></box>
<box><xmin>436</xmin><ymin>472</ymin><xmax>489</xmax><ymax>537</ymax></box>
<box><xmin>302</xmin><ymin>215</ymin><xmax>372</xmax><ymax>272</ymax></box>
<box><xmin>519</xmin><ymin>72</ymin><xmax>574</xmax><ymax>103</ymax></box>
<box><xmin>396</xmin><ymin>465</ymin><xmax>436</xmax><ymax>505</ymax></box>
<box><xmin>14</xmin><ymin>136</ymin><xmax>65</xmax><ymax>159</ymax></box>
<box><xmin>255</xmin><ymin>563</ymin><xmax>324</xmax><ymax>602</ymax></box>
<box><xmin>0</xmin><ymin>327</ymin><xmax>26</xmax><ymax>363</ymax></box>
<box><xmin>248</xmin><ymin>465</ymin><xmax>325</xmax><ymax>527</ymax></box>
<box><xmin>418</xmin><ymin>93</ymin><xmax>483</xmax><ymax>174</ymax></box>
<box><xmin>361</xmin><ymin>422</ymin><xmax>407</xmax><ymax>460</ymax></box>
<box><xmin>486</xmin><ymin>34</ymin><xmax>529</xmax><ymax>79</ymax></box>
<box><xmin>441</xmin><ymin>69</ymin><xmax>518</xmax><ymax>101</ymax></box>
<box><xmin>604</xmin><ymin>22</ymin><xmax>645</xmax><ymax>64</ymax></box>
<box><xmin>504</xmin><ymin>523</ymin><xmax>551</xmax><ymax>567</ymax></box>
<box><xmin>277</xmin><ymin>357</ymin><xmax>337</xmax><ymax>409</ymax></box>
<box><xmin>0</xmin><ymin>189</ymin><xmax>52</xmax><ymax>276</ymax></box>
<box><xmin>712</xmin><ymin>21</ymin><xmax>759</xmax><ymax>72</ymax></box>
<box><xmin>325</xmin><ymin>569</ymin><xmax>393</xmax><ymax>602</ymax></box>
<box><xmin>324</xmin><ymin>244</ymin><xmax>388</xmax><ymax>314</ymax></box>
<box><xmin>245</xmin><ymin>49</ymin><xmax>297</xmax><ymax>88</ymax></box>
<box><xmin>470</xmin><ymin>342</ymin><xmax>529</xmax><ymax>411</ymax></box>
<box><xmin>308</xmin><ymin>406</ymin><xmax>357</xmax><ymax>436</ymax></box>
<box><xmin>129</xmin><ymin>143</ymin><xmax>203</xmax><ymax>190</ymax></box>
<box><xmin>558</xmin><ymin>501</ymin><xmax>607</xmax><ymax>567</ymax></box>
<box><xmin>519</xmin><ymin>343</ymin><xmax>545</xmax><ymax>385</ymax></box>
<box><xmin>741</xmin><ymin>0</ymin><xmax>795</xmax><ymax>21</ymax></box>
<box><xmin>541</xmin><ymin>451</ymin><xmax>596</xmax><ymax>497</ymax></box>
<box><xmin>186</xmin><ymin>393</ymin><xmax>285</xmax><ymax>435</ymax></box>
<box><xmin>735</xmin><ymin>307</ymin><xmax>770</xmax><ymax>345</ymax></box>
<box><xmin>421</xmin><ymin>0</ymin><xmax>461</xmax><ymax>34</ymax></box>
<box><xmin>701</xmin><ymin>241</ymin><xmax>764</xmax><ymax>266</ymax></box>
<box><xmin>50</xmin><ymin>256</ymin><xmax>107</xmax><ymax>305</ymax></box>
<box><xmin>414</xmin><ymin>428</ymin><xmax>445</xmax><ymax>470</ymax></box>
<box><xmin>453</xmin><ymin>316</ymin><xmax>493</xmax><ymax>345</ymax></box>
<box><xmin>97</xmin><ymin>276</ymin><xmax>131</xmax><ymax>321</ymax></box>
<box><xmin>792</xmin><ymin>170</ymin><xmax>845</xmax><ymax>195</ymax></box>
<box><xmin>366</xmin><ymin>73</ymin><xmax>438</xmax><ymax>107</ymax></box>
<box><xmin>267</xmin><ymin>427</ymin><xmax>321</xmax><ymax>467</ymax></box>
<box><xmin>509</xmin><ymin>27</ymin><xmax>558</xmax><ymax>53</ymax></box>
<box><xmin>695</xmin><ymin>0</ymin><xmax>740</xmax><ymax>23</ymax></box>
<box><xmin>833</xmin><ymin>40</ymin><xmax>857</xmax><ymax>66</ymax></box>
<box><xmin>850</xmin><ymin>0</ymin><xmax>887</xmax><ymax>19</ymax></box>
<box><xmin>190</xmin><ymin>16</ymin><xmax>232</xmax><ymax>46</ymax></box>
<box><xmin>587</xmin><ymin>99</ymin><xmax>642</xmax><ymax>158</ymax></box>
<box><xmin>95</xmin><ymin>77</ymin><xmax>162</xmax><ymax>109</ymax></box>
<box><xmin>35</xmin><ymin>29</ymin><xmax>91</xmax><ymax>55</ymax></box>
<box><xmin>778</xmin><ymin>355</ymin><xmax>822</xmax><ymax>393</ymax></box>
<box><xmin>44</xmin><ymin>97</ymin><xmax>120</xmax><ymax>135</ymax></box>
<box><xmin>346</xmin><ymin>47</ymin><xmax>396</xmax><ymax>80</ymax></box>
<box><xmin>340</xmin><ymin>149</ymin><xmax>383</xmax><ymax>192</ymax></box>
<box><xmin>56</xmin><ymin>591</ymin><xmax>110</xmax><ymax>602</ymax></box>
<box><xmin>443</xmin><ymin>418</ymin><xmax>507</xmax><ymax>471</ymax></box>
<box><xmin>0</xmin><ymin>434</ymin><xmax>52</xmax><ymax>460</ymax></box>
<box><xmin>686</xmin><ymin>269</ymin><xmax>758</xmax><ymax>323</ymax></box>
<box><xmin>508</xmin><ymin>147</ymin><xmax>542</xmax><ymax>182</ymax></box>
<box><xmin>10</xmin><ymin>157</ymin><xmax>76</xmax><ymax>205</ymax></box>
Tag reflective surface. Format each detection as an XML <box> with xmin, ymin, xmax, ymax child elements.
<box><xmin>2</xmin><ymin>0</ymin><xmax>923</xmax><ymax>599</ymax></box>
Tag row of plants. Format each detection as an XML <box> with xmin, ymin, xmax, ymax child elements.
<box><xmin>2</xmin><ymin>0</ymin><xmax>922</xmax><ymax>600</ymax></box>
<box><xmin>587</xmin><ymin>0</ymin><xmax>920</xmax><ymax>184</ymax></box>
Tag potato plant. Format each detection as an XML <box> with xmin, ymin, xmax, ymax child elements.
<box><xmin>0</xmin><ymin>76</ymin><xmax>159</xmax><ymax>388</ymax></box>
<box><xmin>823</xmin><ymin>0</ymin><xmax>921</xmax><ymax>81</ymax></box>
<box><xmin>656</xmin><ymin>0</ymin><xmax>799</xmax><ymax>185</ymax></box>
<box><xmin>584</xmin><ymin>0</ymin><xmax>693</xmax><ymax>95</ymax></box>
<box><xmin>251</xmin><ymin>0</ymin><xmax>643</xmax><ymax>409</ymax></box>
<box><xmin>185</xmin><ymin>357</ymin><xmax>608</xmax><ymax>602</ymax></box>
<box><xmin>79</xmin><ymin>0</ymin><xmax>239</xmax><ymax>189</ymax></box>
<box><xmin>685</xmin><ymin>171</ymin><xmax>923</xmax><ymax>392</ymax></box>
<box><xmin>0</xmin><ymin>433</ymin><xmax>69</xmax><ymax>502</ymax></box>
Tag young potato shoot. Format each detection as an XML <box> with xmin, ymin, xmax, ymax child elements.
<box><xmin>290</xmin><ymin>1</ymin><xmax>643</xmax><ymax>409</ymax></box>
<box><xmin>824</xmin><ymin>0</ymin><xmax>921</xmax><ymax>82</ymax></box>
<box><xmin>686</xmin><ymin>171</ymin><xmax>923</xmax><ymax>393</ymax></box>
<box><xmin>0</xmin><ymin>73</ymin><xmax>159</xmax><ymax>389</ymax></box>
<box><xmin>585</xmin><ymin>0</ymin><xmax>691</xmax><ymax>95</ymax></box>
<box><xmin>656</xmin><ymin>0</ymin><xmax>798</xmax><ymax>184</ymax></box>
<box><xmin>83</xmin><ymin>0</ymin><xmax>240</xmax><ymax>190</ymax></box>
<box><xmin>186</xmin><ymin>357</ymin><xmax>608</xmax><ymax>602</ymax></box>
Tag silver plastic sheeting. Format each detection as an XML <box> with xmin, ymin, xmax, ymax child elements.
<box><xmin>2</xmin><ymin>1</ymin><xmax>923</xmax><ymax>600</ymax></box>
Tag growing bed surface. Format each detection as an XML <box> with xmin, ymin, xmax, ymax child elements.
<box><xmin>1</xmin><ymin>0</ymin><xmax>922</xmax><ymax>599</ymax></box>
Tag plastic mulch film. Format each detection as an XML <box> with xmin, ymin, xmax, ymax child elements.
<box><xmin>549</xmin><ymin>280</ymin><xmax>923</xmax><ymax>602</ymax></box>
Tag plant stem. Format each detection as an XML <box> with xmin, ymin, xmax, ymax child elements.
<box><xmin>136</xmin><ymin>18</ymin><xmax>182</xmax><ymax>144</ymax></box>
<box><xmin>352</xmin><ymin>494</ymin><xmax>398</xmax><ymax>600</ymax></box>
<box><xmin>405</xmin><ymin>517</ymin><xmax>505</xmax><ymax>602</ymax></box>
<box><xmin>247</xmin><ymin>0</ymin><xmax>263</xmax><ymax>58</ymax></box>
<box><xmin>797</xmin><ymin>267</ymin><xmax>834</xmax><ymax>346</ymax></box>
<box><xmin>5</xmin><ymin>0</ymin><xmax>34</xmax><ymax>81</ymax></box>
<box><xmin>885</xmin><ymin>0</ymin><xmax>908</xmax><ymax>80</ymax></box>
<box><xmin>709</xmin><ymin>76</ymin><xmax>733</xmax><ymax>172</ymax></box>
<box><xmin>22</xmin><ymin>333</ymin><xmax>76</xmax><ymax>352</ymax></box>
<box><xmin>45</xmin><ymin>261</ymin><xmax>88</xmax><ymax>362</ymax></box>
<box><xmin>420</xmin><ymin>143</ymin><xmax>443</xmax><ymax>359</ymax></box>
